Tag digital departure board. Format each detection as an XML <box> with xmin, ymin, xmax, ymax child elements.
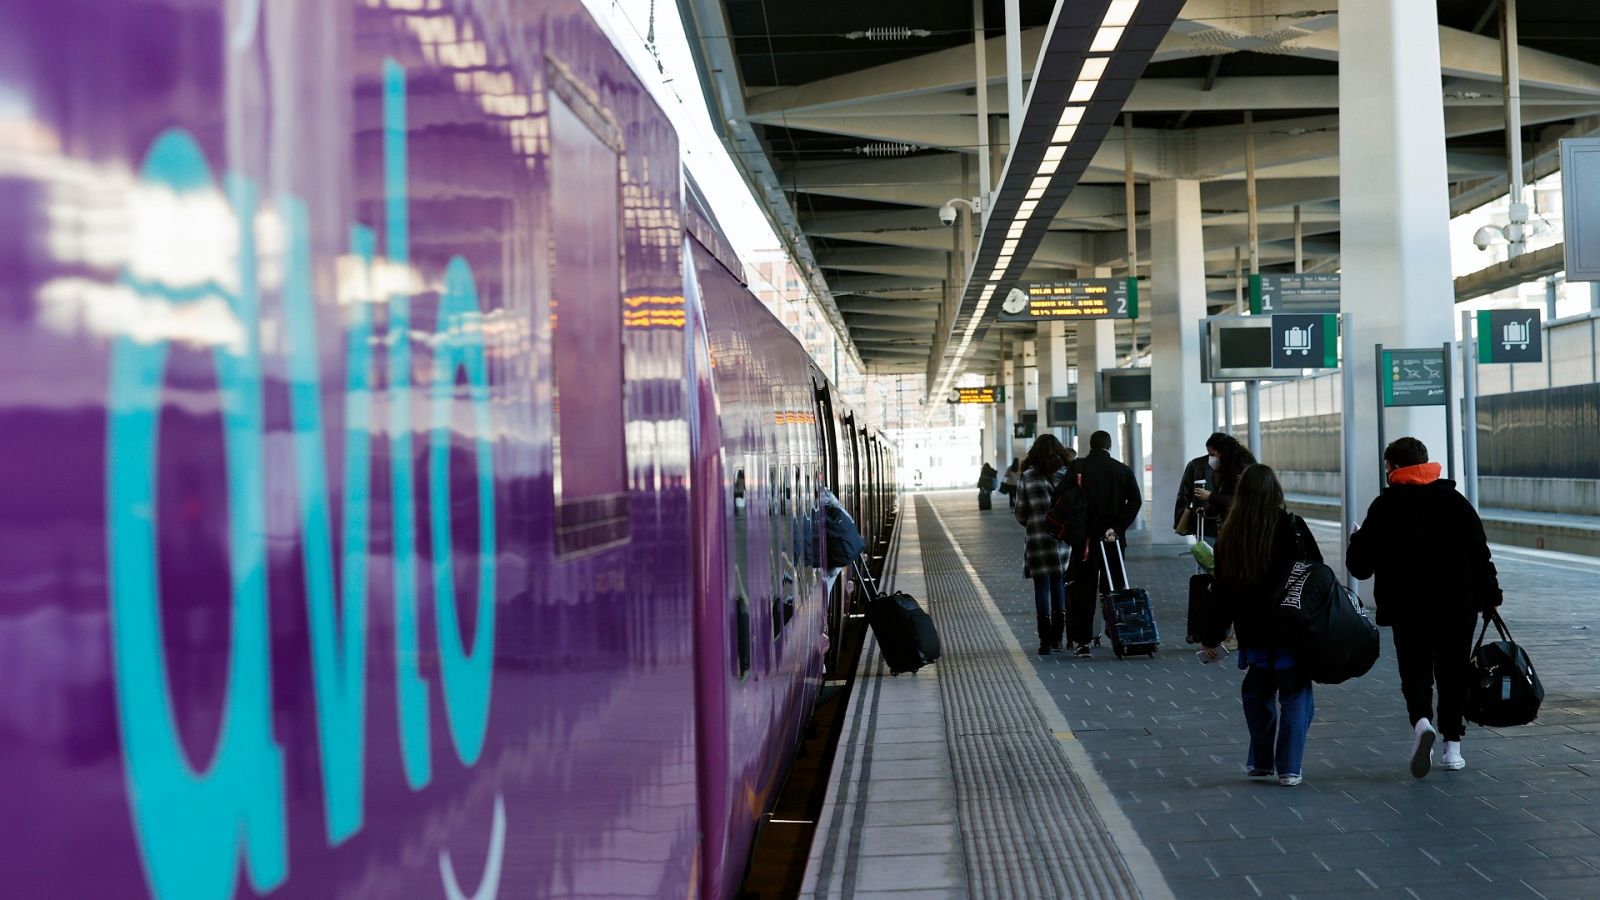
<box><xmin>996</xmin><ymin>279</ymin><xmax>1135</xmax><ymax>321</ymax></box>
<box><xmin>947</xmin><ymin>386</ymin><xmax>1003</xmax><ymax>404</ymax></box>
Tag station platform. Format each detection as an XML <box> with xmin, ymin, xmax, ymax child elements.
<box><xmin>803</xmin><ymin>491</ymin><xmax>1600</xmax><ymax>899</ymax></box>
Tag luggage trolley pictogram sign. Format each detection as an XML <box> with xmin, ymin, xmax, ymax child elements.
<box><xmin>1281</xmin><ymin>321</ymin><xmax>1316</xmax><ymax>356</ymax></box>
<box><xmin>1477</xmin><ymin>308</ymin><xmax>1543</xmax><ymax>364</ymax></box>
<box><xmin>1269</xmin><ymin>313</ymin><xmax>1340</xmax><ymax>370</ymax></box>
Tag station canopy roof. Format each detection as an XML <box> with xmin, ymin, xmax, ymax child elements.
<box><xmin>677</xmin><ymin>0</ymin><xmax>1600</xmax><ymax>387</ymax></box>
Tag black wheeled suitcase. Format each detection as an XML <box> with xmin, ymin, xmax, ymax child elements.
<box><xmin>1098</xmin><ymin>540</ymin><xmax>1159</xmax><ymax>659</ymax></box>
<box><xmin>855</xmin><ymin>557</ymin><xmax>941</xmax><ymax>675</ymax></box>
<box><xmin>1186</xmin><ymin>516</ymin><xmax>1211</xmax><ymax>645</ymax></box>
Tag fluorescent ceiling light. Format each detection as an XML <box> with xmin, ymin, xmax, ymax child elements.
<box><xmin>1059</xmin><ymin>106</ymin><xmax>1085</xmax><ymax>127</ymax></box>
<box><xmin>1029</xmin><ymin>176</ymin><xmax>1050</xmax><ymax>192</ymax></box>
<box><xmin>1090</xmin><ymin>25</ymin><xmax>1124</xmax><ymax>52</ymax></box>
<box><xmin>1002</xmin><ymin>239</ymin><xmax>1019</xmax><ymax>253</ymax></box>
<box><xmin>995</xmin><ymin>255</ymin><xmax>1012</xmax><ymax>267</ymax></box>
<box><xmin>1007</xmin><ymin>222</ymin><xmax>1026</xmax><ymax>237</ymax></box>
<box><xmin>1038</xmin><ymin>157</ymin><xmax>1060</xmax><ymax>176</ymax></box>
<box><xmin>1025</xmin><ymin>185</ymin><xmax>1045</xmax><ymax>199</ymax></box>
<box><xmin>1043</xmin><ymin>145</ymin><xmax>1066</xmax><ymax>162</ymax></box>
<box><xmin>1052</xmin><ymin>124</ymin><xmax>1078</xmax><ymax>144</ymax></box>
<box><xmin>1079</xmin><ymin>57</ymin><xmax>1109</xmax><ymax>81</ymax></box>
<box><xmin>1103</xmin><ymin>0</ymin><xmax>1138</xmax><ymax>28</ymax></box>
<box><xmin>1069</xmin><ymin>79</ymin><xmax>1097</xmax><ymax>103</ymax></box>
<box><xmin>1018</xmin><ymin>200</ymin><xmax>1038</xmax><ymax>217</ymax></box>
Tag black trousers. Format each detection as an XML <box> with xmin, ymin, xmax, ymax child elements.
<box><xmin>1068</xmin><ymin>538</ymin><xmax>1123</xmax><ymax>645</ymax></box>
<box><xmin>1390</xmin><ymin>613</ymin><xmax>1480</xmax><ymax>741</ymax></box>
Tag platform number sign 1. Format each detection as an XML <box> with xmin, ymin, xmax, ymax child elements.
<box><xmin>1477</xmin><ymin>308</ymin><xmax>1543</xmax><ymax>364</ymax></box>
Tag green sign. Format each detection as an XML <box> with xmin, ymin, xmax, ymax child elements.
<box><xmin>1476</xmin><ymin>309</ymin><xmax>1543</xmax><ymax>364</ymax></box>
<box><xmin>1270</xmin><ymin>314</ymin><xmax>1340</xmax><ymax>369</ymax></box>
<box><xmin>1382</xmin><ymin>348</ymin><xmax>1447</xmax><ymax>407</ymax></box>
<box><xmin>1125</xmin><ymin>276</ymin><xmax>1139</xmax><ymax>320</ymax></box>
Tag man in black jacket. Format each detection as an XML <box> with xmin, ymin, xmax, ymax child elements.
<box><xmin>1066</xmin><ymin>430</ymin><xmax>1143</xmax><ymax>657</ymax></box>
<box><xmin>1347</xmin><ymin>436</ymin><xmax>1502</xmax><ymax>779</ymax></box>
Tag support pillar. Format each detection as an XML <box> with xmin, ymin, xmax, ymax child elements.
<box><xmin>995</xmin><ymin>359</ymin><xmax>1014</xmax><ymax>469</ymax></box>
<box><xmin>1340</xmin><ymin>0</ymin><xmax>1459</xmax><ymax>516</ymax></box>
<box><xmin>1075</xmin><ymin>267</ymin><xmax>1120</xmax><ymax>459</ymax></box>
<box><xmin>1037</xmin><ymin>321</ymin><xmax>1070</xmax><ymax>443</ymax></box>
<box><xmin>1149</xmin><ymin>180</ymin><xmax>1211</xmax><ymax>544</ymax></box>
<box><xmin>1012</xmin><ymin>341</ymin><xmax>1032</xmax><ymax>459</ymax></box>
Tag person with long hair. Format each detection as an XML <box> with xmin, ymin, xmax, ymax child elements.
<box><xmin>1192</xmin><ymin>432</ymin><xmax>1255</xmax><ymax>524</ymax></box>
<box><xmin>1199</xmin><ymin>464</ymin><xmax>1322</xmax><ymax>786</ymax></box>
<box><xmin>1012</xmin><ymin>435</ymin><xmax>1075</xmax><ymax>655</ymax></box>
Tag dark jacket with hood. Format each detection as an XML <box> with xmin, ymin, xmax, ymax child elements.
<box><xmin>1346</xmin><ymin>463</ymin><xmax>1502</xmax><ymax>627</ymax></box>
<box><xmin>1075</xmin><ymin>448</ymin><xmax>1142</xmax><ymax>540</ymax></box>
<box><xmin>1202</xmin><ymin>510</ymin><xmax>1321</xmax><ymax>651</ymax></box>
<box><xmin>1174</xmin><ymin>454</ymin><xmax>1217</xmax><ymax>534</ymax></box>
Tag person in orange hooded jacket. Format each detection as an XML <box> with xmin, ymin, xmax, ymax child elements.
<box><xmin>1347</xmin><ymin>436</ymin><xmax>1503</xmax><ymax>780</ymax></box>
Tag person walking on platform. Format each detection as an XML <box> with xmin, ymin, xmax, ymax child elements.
<box><xmin>1200</xmin><ymin>464</ymin><xmax>1322</xmax><ymax>786</ymax></box>
<box><xmin>1001</xmin><ymin>458</ymin><xmax>1021</xmax><ymax>509</ymax></box>
<box><xmin>1174</xmin><ymin>443</ymin><xmax>1216</xmax><ymax>540</ymax></box>
<box><xmin>978</xmin><ymin>462</ymin><xmax>998</xmax><ymax>510</ymax></box>
<box><xmin>1066</xmin><ymin>430</ymin><xmax>1142</xmax><ymax>658</ymax></box>
<box><xmin>1346</xmin><ymin>437</ymin><xmax>1503</xmax><ymax>778</ymax></box>
<box><xmin>1191</xmin><ymin>433</ymin><xmax>1254</xmax><ymax>525</ymax></box>
<box><xmin>1013</xmin><ymin>435</ymin><xmax>1075</xmax><ymax>656</ymax></box>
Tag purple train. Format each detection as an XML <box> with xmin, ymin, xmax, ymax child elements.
<box><xmin>0</xmin><ymin>0</ymin><xmax>898</xmax><ymax>897</ymax></box>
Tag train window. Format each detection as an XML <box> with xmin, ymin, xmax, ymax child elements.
<box><xmin>732</xmin><ymin>467</ymin><xmax>750</xmax><ymax>678</ymax></box>
<box><xmin>549</xmin><ymin>78</ymin><xmax>627</xmax><ymax>559</ymax></box>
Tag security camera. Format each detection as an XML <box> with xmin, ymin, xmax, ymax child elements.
<box><xmin>1472</xmin><ymin>225</ymin><xmax>1499</xmax><ymax>251</ymax></box>
<box><xmin>939</xmin><ymin>203</ymin><xmax>958</xmax><ymax>226</ymax></box>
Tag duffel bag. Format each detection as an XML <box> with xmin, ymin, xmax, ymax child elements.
<box><xmin>1276</xmin><ymin>561</ymin><xmax>1380</xmax><ymax>685</ymax></box>
<box><xmin>1466</xmin><ymin>610</ymin><xmax>1543</xmax><ymax>727</ymax></box>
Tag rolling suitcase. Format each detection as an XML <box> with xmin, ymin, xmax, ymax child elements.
<box><xmin>1186</xmin><ymin>516</ymin><xmax>1211</xmax><ymax>645</ymax></box>
<box><xmin>854</xmin><ymin>557</ymin><xmax>941</xmax><ymax>675</ymax></box>
<box><xmin>1098</xmin><ymin>540</ymin><xmax>1159</xmax><ymax>659</ymax></box>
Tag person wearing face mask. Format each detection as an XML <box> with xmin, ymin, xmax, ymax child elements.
<box><xmin>1347</xmin><ymin>437</ymin><xmax>1503</xmax><ymax>779</ymax></box>
<box><xmin>1174</xmin><ymin>439</ymin><xmax>1220</xmax><ymax>541</ymax></box>
<box><xmin>1192</xmin><ymin>433</ymin><xmax>1255</xmax><ymax>525</ymax></box>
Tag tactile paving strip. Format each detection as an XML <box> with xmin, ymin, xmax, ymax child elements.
<box><xmin>916</xmin><ymin>496</ymin><xmax>1142</xmax><ymax>900</ymax></box>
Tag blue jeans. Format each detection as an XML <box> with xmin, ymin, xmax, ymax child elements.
<box><xmin>1032</xmin><ymin>574</ymin><xmax>1065</xmax><ymax>621</ymax></box>
<box><xmin>1241</xmin><ymin>665</ymin><xmax>1315</xmax><ymax>776</ymax></box>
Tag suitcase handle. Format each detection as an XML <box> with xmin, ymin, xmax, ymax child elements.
<box><xmin>1097</xmin><ymin>538</ymin><xmax>1130</xmax><ymax>593</ymax></box>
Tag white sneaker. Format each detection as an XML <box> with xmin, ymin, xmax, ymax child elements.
<box><xmin>1410</xmin><ymin>718</ymin><xmax>1437</xmax><ymax>779</ymax></box>
<box><xmin>1440</xmin><ymin>741</ymin><xmax>1465</xmax><ymax>771</ymax></box>
<box><xmin>1279</xmin><ymin>774</ymin><xmax>1303</xmax><ymax>787</ymax></box>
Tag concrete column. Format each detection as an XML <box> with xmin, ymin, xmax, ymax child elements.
<box><xmin>1149</xmin><ymin>179</ymin><xmax>1211</xmax><ymax>545</ymax></box>
<box><xmin>994</xmin><ymin>360</ymin><xmax>1014</xmax><ymax>469</ymax></box>
<box><xmin>1075</xmin><ymin>266</ymin><xmax>1120</xmax><ymax>459</ymax></box>
<box><xmin>1036</xmin><ymin>321</ymin><xmax>1070</xmax><ymax>442</ymax></box>
<box><xmin>1011</xmin><ymin>341</ymin><xmax>1031</xmax><ymax>459</ymax></box>
<box><xmin>1340</xmin><ymin>0</ymin><xmax>1459</xmax><ymax>513</ymax></box>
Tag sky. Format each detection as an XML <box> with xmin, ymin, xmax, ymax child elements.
<box><xmin>583</xmin><ymin>0</ymin><xmax>782</xmax><ymax>258</ymax></box>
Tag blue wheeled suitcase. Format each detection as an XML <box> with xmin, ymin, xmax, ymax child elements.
<box><xmin>1098</xmin><ymin>539</ymin><xmax>1159</xmax><ymax>659</ymax></box>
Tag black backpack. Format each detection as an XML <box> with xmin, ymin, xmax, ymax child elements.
<box><xmin>1275</xmin><ymin>560</ymin><xmax>1380</xmax><ymax>684</ymax></box>
<box><xmin>823</xmin><ymin>496</ymin><xmax>865</xmax><ymax>569</ymax></box>
<box><xmin>1466</xmin><ymin>610</ymin><xmax>1543</xmax><ymax>727</ymax></box>
<box><xmin>1043</xmin><ymin>464</ymin><xmax>1090</xmax><ymax>546</ymax></box>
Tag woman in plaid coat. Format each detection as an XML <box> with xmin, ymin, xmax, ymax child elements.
<box><xmin>1012</xmin><ymin>434</ymin><xmax>1077</xmax><ymax>655</ymax></box>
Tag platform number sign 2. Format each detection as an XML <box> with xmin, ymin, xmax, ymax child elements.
<box><xmin>1477</xmin><ymin>308</ymin><xmax>1543</xmax><ymax>364</ymax></box>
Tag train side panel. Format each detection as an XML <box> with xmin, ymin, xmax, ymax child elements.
<box><xmin>0</xmin><ymin>0</ymin><xmax>702</xmax><ymax>896</ymax></box>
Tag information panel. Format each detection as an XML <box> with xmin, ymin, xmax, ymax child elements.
<box><xmin>1477</xmin><ymin>308</ymin><xmax>1543</xmax><ymax>364</ymax></box>
<box><xmin>948</xmin><ymin>386</ymin><xmax>1004</xmax><ymax>404</ymax></box>
<box><xmin>1045</xmin><ymin>396</ymin><xmax>1077</xmax><ymax>426</ymax></box>
<box><xmin>1560</xmin><ymin>137</ymin><xmax>1600</xmax><ymax>282</ymax></box>
<box><xmin>1383</xmin><ymin>348</ymin><xmax>1447</xmax><ymax>407</ymax></box>
<box><xmin>1099</xmin><ymin>368</ymin><xmax>1152</xmax><ymax>411</ymax></box>
<box><xmin>997</xmin><ymin>278</ymin><xmax>1135</xmax><ymax>321</ymax></box>
<box><xmin>1249</xmin><ymin>273</ymin><xmax>1341</xmax><ymax>315</ymax></box>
